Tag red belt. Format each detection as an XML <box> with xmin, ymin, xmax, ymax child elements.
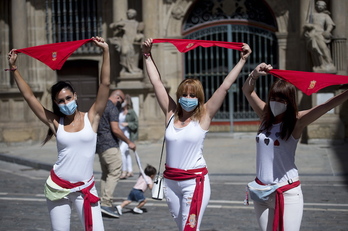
<box><xmin>164</xmin><ymin>166</ymin><xmax>208</xmax><ymax>231</ymax></box>
<box><xmin>50</xmin><ymin>170</ymin><xmax>99</xmax><ymax>231</ymax></box>
<box><xmin>256</xmin><ymin>178</ymin><xmax>301</xmax><ymax>231</ymax></box>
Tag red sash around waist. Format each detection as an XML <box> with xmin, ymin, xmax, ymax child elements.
<box><xmin>50</xmin><ymin>170</ymin><xmax>99</xmax><ymax>231</ymax></box>
<box><xmin>256</xmin><ymin>178</ymin><xmax>301</xmax><ymax>231</ymax></box>
<box><xmin>164</xmin><ymin>166</ymin><xmax>208</xmax><ymax>231</ymax></box>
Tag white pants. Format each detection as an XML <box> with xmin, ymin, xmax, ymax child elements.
<box><xmin>120</xmin><ymin>141</ymin><xmax>133</xmax><ymax>173</ymax></box>
<box><xmin>164</xmin><ymin>175</ymin><xmax>211</xmax><ymax>231</ymax></box>
<box><xmin>253</xmin><ymin>185</ymin><xmax>303</xmax><ymax>231</ymax></box>
<box><xmin>46</xmin><ymin>185</ymin><xmax>104</xmax><ymax>231</ymax></box>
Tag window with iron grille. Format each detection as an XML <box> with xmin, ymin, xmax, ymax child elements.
<box><xmin>45</xmin><ymin>0</ymin><xmax>102</xmax><ymax>54</ymax></box>
<box><xmin>183</xmin><ymin>0</ymin><xmax>278</xmax><ymax>123</ymax></box>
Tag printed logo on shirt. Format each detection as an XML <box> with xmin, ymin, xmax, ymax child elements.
<box><xmin>52</xmin><ymin>52</ymin><xmax>57</xmax><ymax>61</ymax></box>
<box><xmin>308</xmin><ymin>80</ymin><xmax>316</xmax><ymax>89</ymax></box>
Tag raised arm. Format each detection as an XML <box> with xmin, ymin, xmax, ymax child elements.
<box><xmin>88</xmin><ymin>36</ymin><xmax>111</xmax><ymax>131</ymax></box>
<box><xmin>242</xmin><ymin>63</ymin><xmax>273</xmax><ymax>118</ymax></box>
<box><xmin>7</xmin><ymin>49</ymin><xmax>58</xmax><ymax>130</ymax></box>
<box><xmin>142</xmin><ymin>38</ymin><xmax>176</xmax><ymax>120</ymax></box>
<box><xmin>293</xmin><ymin>88</ymin><xmax>348</xmax><ymax>138</ymax></box>
<box><xmin>205</xmin><ymin>44</ymin><xmax>252</xmax><ymax>119</ymax></box>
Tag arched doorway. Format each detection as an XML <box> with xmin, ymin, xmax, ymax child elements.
<box><xmin>183</xmin><ymin>0</ymin><xmax>278</xmax><ymax>131</ymax></box>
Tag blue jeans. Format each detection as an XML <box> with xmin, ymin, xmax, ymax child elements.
<box><xmin>127</xmin><ymin>188</ymin><xmax>145</xmax><ymax>202</ymax></box>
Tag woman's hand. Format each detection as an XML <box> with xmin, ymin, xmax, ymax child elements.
<box><xmin>142</xmin><ymin>38</ymin><xmax>153</xmax><ymax>54</ymax></box>
<box><xmin>92</xmin><ymin>36</ymin><xmax>109</xmax><ymax>50</ymax></box>
<box><xmin>241</xmin><ymin>43</ymin><xmax>252</xmax><ymax>60</ymax></box>
<box><xmin>252</xmin><ymin>63</ymin><xmax>273</xmax><ymax>79</ymax></box>
<box><xmin>8</xmin><ymin>49</ymin><xmax>18</xmax><ymax>67</ymax></box>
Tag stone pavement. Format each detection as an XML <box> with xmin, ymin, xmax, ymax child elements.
<box><xmin>1</xmin><ymin>132</ymin><xmax>348</xmax><ymax>230</ymax></box>
<box><xmin>1</xmin><ymin>132</ymin><xmax>348</xmax><ymax>182</ymax></box>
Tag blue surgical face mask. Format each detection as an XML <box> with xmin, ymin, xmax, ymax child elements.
<box><xmin>178</xmin><ymin>97</ymin><xmax>198</xmax><ymax>112</ymax></box>
<box><xmin>58</xmin><ymin>100</ymin><xmax>77</xmax><ymax>115</ymax></box>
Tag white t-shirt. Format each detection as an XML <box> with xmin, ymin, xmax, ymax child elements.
<box><xmin>134</xmin><ymin>175</ymin><xmax>153</xmax><ymax>192</ymax></box>
<box><xmin>165</xmin><ymin>118</ymin><xmax>208</xmax><ymax>170</ymax></box>
<box><xmin>256</xmin><ymin>123</ymin><xmax>299</xmax><ymax>184</ymax></box>
<box><xmin>118</xmin><ymin>110</ymin><xmax>129</xmax><ymax>138</ymax></box>
<box><xmin>54</xmin><ymin>113</ymin><xmax>97</xmax><ymax>183</ymax></box>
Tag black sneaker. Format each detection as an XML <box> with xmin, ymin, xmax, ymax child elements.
<box><xmin>101</xmin><ymin>206</ymin><xmax>120</xmax><ymax>218</ymax></box>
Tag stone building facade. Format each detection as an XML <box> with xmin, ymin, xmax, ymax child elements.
<box><xmin>0</xmin><ymin>0</ymin><xmax>347</xmax><ymax>145</ymax></box>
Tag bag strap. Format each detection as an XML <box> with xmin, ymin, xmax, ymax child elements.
<box><xmin>157</xmin><ymin>115</ymin><xmax>174</xmax><ymax>176</ymax></box>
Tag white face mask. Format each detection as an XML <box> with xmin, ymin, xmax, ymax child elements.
<box><xmin>269</xmin><ymin>101</ymin><xmax>287</xmax><ymax>117</ymax></box>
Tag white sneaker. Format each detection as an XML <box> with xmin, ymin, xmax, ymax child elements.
<box><xmin>133</xmin><ymin>207</ymin><xmax>143</xmax><ymax>214</ymax></box>
<box><xmin>116</xmin><ymin>205</ymin><xmax>123</xmax><ymax>215</ymax></box>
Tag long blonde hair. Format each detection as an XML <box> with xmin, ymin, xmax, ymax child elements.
<box><xmin>175</xmin><ymin>78</ymin><xmax>205</xmax><ymax>121</ymax></box>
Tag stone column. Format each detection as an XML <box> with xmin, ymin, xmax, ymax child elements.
<box><xmin>331</xmin><ymin>0</ymin><xmax>347</xmax><ymax>75</ymax></box>
<box><xmin>300</xmin><ymin>0</ymin><xmax>312</xmax><ymax>71</ymax></box>
<box><xmin>139</xmin><ymin>0</ymin><xmax>163</xmax><ymax>138</ymax></box>
<box><xmin>0</xmin><ymin>1</ymin><xmax>10</xmax><ymax>88</ymax></box>
<box><xmin>331</xmin><ymin>0</ymin><xmax>348</xmax><ymax>140</ymax></box>
<box><xmin>142</xmin><ymin>0</ymin><xmax>160</xmax><ymax>86</ymax></box>
<box><xmin>12</xmin><ymin>0</ymin><xmax>27</xmax><ymax>53</ymax></box>
<box><xmin>331</xmin><ymin>0</ymin><xmax>347</xmax><ymax>38</ymax></box>
<box><xmin>113</xmin><ymin>0</ymin><xmax>128</xmax><ymax>22</ymax></box>
<box><xmin>109</xmin><ymin>0</ymin><xmax>128</xmax><ymax>85</ymax></box>
<box><xmin>11</xmin><ymin>0</ymin><xmax>28</xmax><ymax>83</ymax></box>
<box><xmin>142</xmin><ymin>0</ymin><xmax>159</xmax><ymax>38</ymax></box>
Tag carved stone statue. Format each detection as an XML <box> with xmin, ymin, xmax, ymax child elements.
<box><xmin>109</xmin><ymin>9</ymin><xmax>144</xmax><ymax>75</ymax></box>
<box><xmin>303</xmin><ymin>0</ymin><xmax>336</xmax><ymax>73</ymax></box>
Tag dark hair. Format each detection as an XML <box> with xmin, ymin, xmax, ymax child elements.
<box><xmin>42</xmin><ymin>81</ymin><xmax>77</xmax><ymax>145</ymax></box>
<box><xmin>124</xmin><ymin>94</ymin><xmax>133</xmax><ymax>110</ymax></box>
<box><xmin>144</xmin><ymin>164</ymin><xmax>157</xmax><ymax>177</ymax></box>
<box><xmin>259</xmin><ymin>80</ymin><xmax>298</xmax><ymax>140</ymax></box>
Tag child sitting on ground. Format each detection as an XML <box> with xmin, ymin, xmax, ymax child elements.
<box><xmin>116</xmin><ymin>164</ymin><xmax>156</xmax><ymax>214</ymax></box>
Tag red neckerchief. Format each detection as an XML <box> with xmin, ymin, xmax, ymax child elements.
<box><xmin>256</xmin><ymin>178</ymin><xmax>301</xmax><ymax>231</ymax></box>
<box><xmin>152</xmin><ymin>38</ymin><xmax>243</xmax><ymax>52</ymax></box>
<box><xmin>164</xmin><ymin>165</ymin><xmax>208</xmax><ymax>231</ymax></box>
<box><xmin>15</xmin><ymin>39</ymin><xmax>93</xmax><ymax>70</ymax></box>
<box><xmin>50</xmin><ymin>169</ymin><xmax>99</xmax><ymax>231</ymax></box>
<box><xmin>269</xmin><ymin>69</ymin><xmax>348</xmax><ymax>95</ymax></box>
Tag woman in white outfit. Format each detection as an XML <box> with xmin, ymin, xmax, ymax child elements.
<box><xmin>119</xmin><ymin>94</ymin><xmax>138</xmax><ymax>179</ymax></box>
<box><xmin>242</xmin><ymin>63</ymin><xmax>348</xmax><ymax>231</ymax></box>
<box><xmin>142</xmin><ymin>38</ymin><xmax>251</xmax><ymax>231</ymax></box>
<box><xmin>8</xmin><ymin>36</ymin><xmax>110</xmax><ymax>231</ymax></box>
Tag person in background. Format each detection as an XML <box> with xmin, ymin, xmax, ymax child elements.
<box><xmin>96</xmin><ymin>89</ymin><xmax>136</xmax><ymax>218</ymax></box>
<box><xmin>7</xmin><ymin>36</ymin><xmax>109</xmax><ymax>231</ymax></box>
<box><xmin>115</xmin><ymin>164</ymin><xmax>156</xmax><ymax>215</ymax></box>
<box><xmin>142</xmin><ymin>38</ymin><xmax>251</xmax><ymax>231</ymax></box>
<box><xmin>242</xmin><ymin>62</ymin><xmax>348</xmax><ymax>231</ymax></box>
<box><xmin>119</xmin><ymin>94</ymin><xmax>139</xmax><ymax>179</ymax></box>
